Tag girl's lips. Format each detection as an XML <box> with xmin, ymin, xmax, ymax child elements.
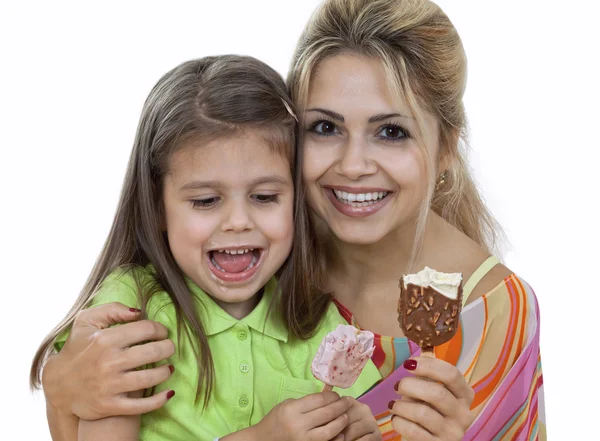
<box><xmin>207</xmin><ymin>249</ymin><xmax>265</xmax><ymax>283</ymax></box>
<box><xmin>324</xmin><ymin>187</ymin><xmax>393</xmax><ymax>218</ymax></box>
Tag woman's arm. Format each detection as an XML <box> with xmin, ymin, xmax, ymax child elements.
<box><xmin>46</xmin><ymin>394</ymin><xmax>79</xmax><ymax>441</ymax></box>
<box><xmin>43</xmin><ymin>303</ymin><xmax>175</xmax><ymax>425</ymax></box>
<box><xmin>78</xmin><ymin>416</ymin><xmax>140</xmax><ymax>441</ymax></box>
<box><xmin>78</xmin><ymin>391</ymin><xmax>143</xmax><ymax>441</ymax></box>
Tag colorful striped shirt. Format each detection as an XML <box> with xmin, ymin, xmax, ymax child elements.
<box><xmin>335</xmin><ymin>257</ymin><xmax>546</xmax><ymax>440</ymax></box>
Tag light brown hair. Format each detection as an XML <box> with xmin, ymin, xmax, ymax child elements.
<box><xmin>31</xmin><ymin>55</ymin><xmax>329</xmax><ymax>405</ymax></box>
<box><xmin>288</xmin><ymin>0</ymin><xmax>502</xmax><ymax>260</ymax></box>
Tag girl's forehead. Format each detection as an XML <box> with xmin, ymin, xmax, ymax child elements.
<box><xmin>166</xmin><ymin>132</ymin><xmax>293</xmax><ymax>186</ymax></box>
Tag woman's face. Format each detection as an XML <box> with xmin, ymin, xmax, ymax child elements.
<box><xmin>301</xmin><ymin>54</ymin><xmax>443</xmax><ymax>245</ymax></box>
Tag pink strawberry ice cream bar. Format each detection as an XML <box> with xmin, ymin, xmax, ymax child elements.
<box><xmin>311</xmin><ymin>324</ymin><xmax>375</xmax><ymax>389</ymax></box>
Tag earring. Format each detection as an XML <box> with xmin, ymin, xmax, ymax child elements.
<box><xmin>435</xmin><ymin>171</ymin><xmax>448</xmax><ymax>191</ymax></box>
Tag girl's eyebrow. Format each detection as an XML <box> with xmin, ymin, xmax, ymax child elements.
<box><xmin>179</xmin><ymin>180</ymin><xmax>222</xmax><ymax>192</ymax></box>
<box><xmin>306</xmin><ymin>108</ymin><xmax>413</xmax><ymax>123</ymax></box>
<box><xmin>249</xmin><ymin>175</ymin><xmax>290</xmax><ymax>187</ymax></box>
<box><xmin>179</xmin><ymin>175</ymin><xmax>290</xmax><ymax>192</ymax></box>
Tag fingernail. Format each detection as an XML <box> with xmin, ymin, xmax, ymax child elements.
<box><xmin>404</xmin><ymin>359</ymin><xmax>417</xmax><ymax>370</ymax></box>
<box><xmin>166</xmin><ymin>390</ymin><xmax>175</xmax><ymax>399</ymax></box>
<box><xmin>129</xmin><ymin>308</ymin><xmax>141</xmax><ymax>312</ymax></box>
<box><xmin>388</xmin><ymin>400</ymin><xmax>395</xmax><ymax>410</ymax></box>
<box><xmin>168</xmin><ymin>365</ymin><xmax>174</xmax><ymax>374</ymax></box>
<box><xmin>394</xmin><ymin>381</ymin><xmax>400</xmax><ymax>391</ymax></box>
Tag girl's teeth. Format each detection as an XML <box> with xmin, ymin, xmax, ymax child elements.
<box><xmin>223</xmin><ymin>248</ymin><xmax>254</xmax><ymax>255</ymax></box>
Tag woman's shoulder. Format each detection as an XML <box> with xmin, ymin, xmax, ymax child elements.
<box><xmin>434</xmin><ymin>223</ymin><xmax>525</xmax><ymax>306</ymax></box>
<box><xmin>464</xmin><ymin>261</ymin><xmax>514</xmax><ymax>305</ymax></box>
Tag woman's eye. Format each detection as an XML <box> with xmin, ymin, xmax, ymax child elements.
<box><xmin>252</xmin><ymin>194</ymin><xmax>280</xmax><ymax>204</ymax></box>
<box><xmin>191</xmin><ymin>197</ymin><xmax>220</xmax><ymax>208</ymax></box>
<box><xmin>377</xmin><ymin>124</ymin><xmax>410</xmax><ymax>141</ymax></box>
<box><xmin>309</xmin><ymin>120</ymin><xmax>339</xmax><ymax>136</ymax></box>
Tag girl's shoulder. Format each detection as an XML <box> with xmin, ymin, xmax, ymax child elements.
<box><xmin>92</xmin><ymin>265</ymin><xmax>175</xmax><ymax>321</ymax></box>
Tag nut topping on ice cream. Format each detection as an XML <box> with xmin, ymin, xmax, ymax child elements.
<box><xmin>398</xmin><ymin>267</ymin><xmax>463</xmax><ymax>350</ymax></box>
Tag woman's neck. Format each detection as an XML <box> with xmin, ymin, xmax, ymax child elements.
<box><xmin>323</xmin><ymin>212</ymin><xmax>446</xmax><ymax>304</ymax></box>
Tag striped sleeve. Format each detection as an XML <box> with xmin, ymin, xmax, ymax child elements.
<box><xmin>365</xmin><ymin>275</ymin><xmax>546</xmax><ymax>440</ymax></box>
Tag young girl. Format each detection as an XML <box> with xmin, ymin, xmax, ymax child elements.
<box><xmin>32</xmin><ymin>55</ymin><xmax>381</xmax><ymax>441</ymax></box>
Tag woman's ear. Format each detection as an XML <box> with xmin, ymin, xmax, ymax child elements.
<box><xmin>438</xmin><ymin>128</ymin><xmax>459</xmax><ymax>174</ymax></box>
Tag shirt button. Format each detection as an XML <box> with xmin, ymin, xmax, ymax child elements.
<box><xmin>237</xmin><ymin>331</ymin><xmax>247</xmax><ymax>341</ymax></box>
<box><xmin>240</xmin><ymin>362</ymin><xmax>249</xmax><ymax>373</ymax></box>
<box><xmin>239</xmin><ymin>395</ymin><xmax>249</xmax><ymax>407</ymax></box>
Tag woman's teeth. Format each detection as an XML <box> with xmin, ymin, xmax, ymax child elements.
<box><xmin>332</xmin><ymin>190</ymin><xmax>388</xmax><ymax>206</ymax></box>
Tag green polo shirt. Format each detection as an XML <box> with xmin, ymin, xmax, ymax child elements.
<box><xmin>55</xmin><ymin>267</ymin><xmax>381</xmax><ymax>441</ymax></box>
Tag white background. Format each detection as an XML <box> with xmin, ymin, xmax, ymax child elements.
<box><xmin>1</xmin><ymin>0</ymin><xmax>598</xmax><ymax>438</ymax></box>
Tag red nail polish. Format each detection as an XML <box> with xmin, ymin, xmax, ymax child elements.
<box><xmin>169</xmin><ymin>365</ymin><xmax>175</xmax><ymax>374</ymax></box>
<box><xmin>388</xmin><ymin>400</ymin><xmax>395</xmax><ymax>410</ymax></box>
<box><xmin>166</xmin><ymin>390</ymin><xmax>175</xmax><ymax>399</ymax></box>
<box><xmin>394</xmin><ymin>381</ymin><xmax>400</xmax><ymax>391</ymax></box>
<box><xmin>129</xmin><ymin>308</ymin><xmax>141</xmax><ymax>312</ymax></box>
<box><xmin>404</xmin><ymin>359</ymin><xmax>417</xmax><ymax>370</ymax></box>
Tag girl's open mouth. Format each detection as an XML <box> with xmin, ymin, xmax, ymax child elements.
<box><xmin>207</xmin><ymin>248</ymin><xmax>264</xmax><ymax>283</ymax></box>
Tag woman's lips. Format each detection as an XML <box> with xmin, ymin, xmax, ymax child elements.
<box><xmin>324</xmin><ymin>187</ymin><xmax>393</xmax><ymax>218</ymax></box>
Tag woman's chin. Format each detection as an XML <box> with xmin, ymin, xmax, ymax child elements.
<box><xmin>329</xmin><ymin>223</ymin><xmax>389</xmax><ymax>246</ymax></box>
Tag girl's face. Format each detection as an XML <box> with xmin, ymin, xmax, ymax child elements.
<box><xmin>162</xmin><ymin>130</ymin><xmax>294</xmax><ymax>319</ymax></box>
<box><xmin>301</xmin><ymin>54</ymin><xmax>443</xmax><ymax>245</ymax></box>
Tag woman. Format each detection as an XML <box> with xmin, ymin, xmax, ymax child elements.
<box><xmin>33</xmin><ymin>1</ymin><xmax>545</xmax><ymax>440</ymax></box>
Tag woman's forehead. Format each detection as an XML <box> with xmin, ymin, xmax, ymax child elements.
<box><xmin>306</xmin><ymin>54</ymin><xmax>414</xmax><ymax>117</ymax></box>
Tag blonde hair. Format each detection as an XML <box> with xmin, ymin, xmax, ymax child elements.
<box><xmin>288</xmin><ymin>0</ymin><xmax>502</xmax><ymax>260</ymax></box>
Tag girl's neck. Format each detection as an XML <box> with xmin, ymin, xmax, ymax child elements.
<box><xmin>213</xmin><ymin>290</ymin><xmax>262</xmax><ymax>320</ymax></box>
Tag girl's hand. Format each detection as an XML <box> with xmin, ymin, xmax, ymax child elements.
<box><xmin>389</xmin><ymin>357</ymin><xmax>475</xmax><ymax>441</ymax></box>
<box><xmin>251</xmin><ymin>391</ymin><xmax>352</xmax><ymax>441</ymax></box>
<box><xmin>331</xmin><ymin>397</ymin><xmax>382</xmax><ymax>441</ymax></box>
<box><xmin>43</xmin><ymin>302</ymin><xmax>175</xmax><ymax>420</ymax></box>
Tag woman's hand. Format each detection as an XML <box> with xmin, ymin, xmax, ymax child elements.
<box><xmin>43</xmin><ymin>302</ymin><xmax>175</xmax><ymax>420</ymax></box>
<box><xmin>244</xmin><ymin>391</ymin><xmax>352</xmax><ymax>441</ymax></box>
<box><xmin>331</xmin><ymin>397</ymin><xmax>381</xmax><ymax>441</ymax></box>
<box><xmin>389</xmin><ymin>357</ymin><xmax>475</xmax><ymax>441</ymax></box>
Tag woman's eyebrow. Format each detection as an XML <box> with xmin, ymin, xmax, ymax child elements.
<box><xmin>306</xmin><ymin>108</ymin><xmax>345</xmax><ymax>122</ymax></box>
<box><xmin>306</xmin><ymin>108</ymin><xmax>413</xmax><ymax>123</ymax></box>
<box><xmin>369</xmin><ymin>113</ymin><xmax>413</xmax><ymax>122</ymax></box>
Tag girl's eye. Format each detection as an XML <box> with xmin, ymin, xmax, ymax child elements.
<box><xmin>252</xmin><ymin>194</ymin><xmax>280</xmax><ymax>204</ymax></box>
<box><xmin>191</xmin><ymin>197</ymin><xmax>220</xmax><ymax>208</ymax></box>
<box><xmin>308</xmin><ymin>120</ymin><xmax>340</xmax><ymax>136</ymax></box>
<box><xmin>377</xmin><ymin>124</ymin><xmax>410</xmax><ymax>141</ymax></box>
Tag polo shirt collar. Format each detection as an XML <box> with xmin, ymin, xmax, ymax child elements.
<box><xmin>187</xmin><ymin>277</ymin><xmax>288</xmax><ymax>342</ymax></box>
